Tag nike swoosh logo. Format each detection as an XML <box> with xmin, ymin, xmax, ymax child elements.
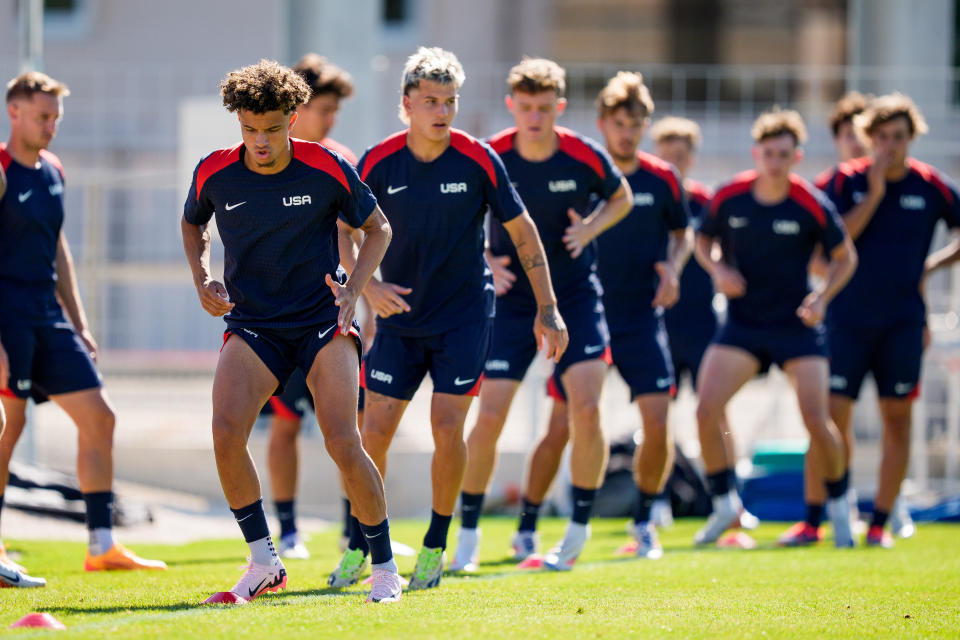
<box><xmin>225</xmin><ymin>201</ymin><xmax>246</xmax><ymax>211</ymax></box>
<box><xmin>575</xmin><ymin>500</ymin><xmax>592</xmax><ymax>507</ymax></box>
<box><xmin>236</xmin><ymin>514</ymin><xmax>253</xmax><ymax>522</ymax></box>
<box><xmin>18</xmin><ymin>190</ymin><xmax>32</xmax><ymax>203</ymax></box>
<box><xmin>0</xmin><ymin>565</ymin><xmax>21</xmax><ymax>583</ymax></box>
<box><xmin>318</xmin><ymin>324</ymin><xmax>337</xmax><ymax>339</ymax></box>
<box><xmin>386</xmin><ymin>185</ymin><xmax>408</xmax><ymax>195</ymax></box>
<box><xmin>248</xmin><ymin>577</ymin><xmax>268</xmax><ymax>598</ymax></box>
<box><xmin>484</xmin><ymin>283</ymin><xmax>496</xmax><ymax>292</ymax></box>
<box><xmin>366</xmin><ymin>531</ymin><xmax>383</xmax><ymax>539</ymax></box>
<box><xmin>454</xmin><ymin>377</ymin><xmax>476</xmax><ymax>386</ymax></box>
<box><xmin>584</xmin><ymin>344</ymin><xmax>605</xmax><ymax>354</ymax></box>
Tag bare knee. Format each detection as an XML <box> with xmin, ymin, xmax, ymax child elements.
<box><xmin>696</xmin><ymin>399</ymin><xmax>724</xmax><ymax>429</ymax></box>
<box><xmin>432</xmin><ymin>419</ymin><xmax>465</xmax><ymax>452</ymax></box>
<box><xmin>642</xmin><ymin>421</ymin><xmax>670</xmax><ymax>450</ymax></box>
<box><xmin>325</xmin><ymin>429</ymin><xmax>364</xmax><ymax>467</ymax></box>
<box><xmin>569</xmin><ymin>396</ymin><xmax>600</xmax><ymax>430</ymax></box>
<box><xmin>212</xmin><ymin>412</ymin><xmax>249</xmax><ymax>451</ymax></box>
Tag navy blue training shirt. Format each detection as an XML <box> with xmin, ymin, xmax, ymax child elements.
<box><xmin>596</xmin><ymin>150</ymin><xmax>688</xmax><ymax>333</ymax></box>
<box><xmin>823</xmin><ymin>157</ymin><xmax>960</xmax><ymax>328</ymax></box>
<box><xmin>0</xmin><ymin>145</ymin><xmax>68</xmax><ymax>327</ymax></box>
<box><xmin>183</xmin><ymin>138</ymin><xmax>376</xmax><ymax>329</ymax></box>
<box><xmin>358</xmin><ymin>128</ymin><xmax>525</xmax><ymax>336</ymax></box>
<box><xmin>665</xmin><ymin>179</ymin><xmax>716</xmax><ymax>330</ymax></box>
<box><xmin>699</xmin><ymin>171</ymin><xmax>847</xmax><ymax>327</ymax></box>
<box><xmin>487</xmin><ymin>127</ymin><xmax>623</xmax><ymax>309</ymax></box>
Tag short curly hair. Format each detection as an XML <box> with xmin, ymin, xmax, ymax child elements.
<box><xmin>293</xmin><ymin>53</ymin><xmax>354</xmax><ymax>100</ymax></box>
<box><xmin>596</xmin><ymin>71</ymin><xmax>654</xmax><ymax>120</ymax></box>
<box><xmin>751</xmin><ymin>108</ymin><xmax>808</xmax><ymax>145</ymax></box>
<box><xmin>828</xmin><ymin>91</ymin><xmax>869</xmax><ymax>138</ymax></box>
<box><xmin>220</xmin><ymin>59</ymin><xmax>311</xmax><ymax>114</ymax></box>
<box><xmin>507</xmin><ymin>57</ymin><xmax>566</xmax><ymax>98</ymax></box>
<box><xmin>855</xmin><ymin>92</ymin><xmax>928</xmax><ymax>139</ymax></box>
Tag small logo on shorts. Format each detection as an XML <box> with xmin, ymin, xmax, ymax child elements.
<box><xmin>318</xmin><ymin>325</ymin><xmax>337</xmax><ymax>339</ymax></box>
<box><xmin>656</xmin><ymin>377</ymin><xmax>672</xmax><ymax>388</ymax></box>
<box><xmin>830</xmin><ymin>375</ymin><xmax>847</xmax><ymax>390</ymax></box>
<box><xmin>370</xmin><ymin>369</ymin><xmax>394</xmax><ymax>384</ymax></box>
<box><xmin>584</xmin><ymin>344</ymin><xmax>605</xmax><ymax>355</ymax></box>
<box><xmin>485</xmin><ymin>359</ymin><xmax>509</xmax><ymax>372</ymax></box>
<box><xmin>242</xmin><ymin>328</ymin><xmax>259</xmax><ymax>338</ymax></box>
<box><xmin>894</xmin><ymin>382</ymin><xmax>915</xmax><ymax>395</ymax></box>
<box><xmin>454</xmin><ymin>377</ymin><xmax>476</xmax><ymax>386</ymax></box>
<box><xmin>16</xmin><ymin>379</ymin><xmax>31</xmax><ymax>391</ymax></box>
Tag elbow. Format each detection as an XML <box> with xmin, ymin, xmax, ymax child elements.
<box><xmin>380</xmin><ymin>219</ymin><xmax>393</xmax><ymax>246</ymax></box>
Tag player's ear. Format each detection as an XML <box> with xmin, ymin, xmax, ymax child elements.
<box><xmin>288</xmin><ymin>111</ymin><xmax>298</xmax><ymax>130</ymax></box>
<box><xmin>595</xmin><ymin>116</ymin><xmax>604</xmax><ymax>133</ymax></box>
<box><xmin>750</xmin><ymin>145</ymin><xmax>760</xmax><ymax>164</ymax></box>
<box><xmin>504</xmin><ymin>94</ymin><xmax>514</xmax><ymax>113</ymax></box>
<box><xmin>556</xmin><ymin>97</ymin><xmax>568</xmax><ymax>115</ymax></box>
<box><xmin>793</xmin><ymin>146</ymin><xmax>804</xmax><ymax>165</ymax></box>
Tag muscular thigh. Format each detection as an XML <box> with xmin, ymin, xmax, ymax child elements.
<box><xmin>213</xmin><ymin>334</ymin><xmax>279</xmax><ymax>428</ymax></box>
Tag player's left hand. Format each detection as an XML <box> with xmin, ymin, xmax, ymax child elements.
<box><xmin>562</xmin><ymin>209</ymin><xmax>594</xmax><ymax>259</ymax></box>
<box><xmin>652</xmin><ymin>262</ymin><xmax>680</xmax><ymax>309</ymax></box>
<box><xmin>325</xmin><ymin>273</ymin><xmax>360</xmax><ymax>335</ymax></box>
<box><xmin>796</xmin><ymin>292</ymin><xmax>826</xmax><ymax>328</ymax></box>
<box><xmin>78</xmin><ymin>328</ymin><xmax>99</xmax><ymax>363</ymax></box>
<box><xmin>534</xmin><ymin>303</ymin><xmax>569</xmax><ymax>363</ymax></box>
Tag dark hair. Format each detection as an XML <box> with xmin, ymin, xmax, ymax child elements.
<box><xmin>829</xmin><ymin>91</ymin><xmax>869</xmax><ymax>138</ymax></box>
<box><xmin>220</xmin><ymin>59</ymin><xmax>311</xmax><ymax>114</ymax></box>
<box><xmin>292</xmin><ymin>53</ymin><xmax>354</xmax><ymax>100</ymax></box>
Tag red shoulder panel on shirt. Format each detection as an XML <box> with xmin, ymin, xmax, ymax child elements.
<box><xmin>832</xmin><ymin>156</ymin><xmax>872</xmax><ymax>195</ymax></box>
<box><xmin>38</xmin><ymin>149</ymin><xmax>64</xmax><ymax>178</ymax></box>
<box><xmin>0</xmin><ymin>143</ymin><xmax>11</xmax><ymax>173</ymax></box>
<box><xmin>556</xmin><ymin>127</ymin><xmax>606</xmax><ymax>180</ymax></box>
<box><xmin>196</xmin><ymin>142</ymin><xmax>243</xmax><ymax>200</ymax></box>
<box><xmin>788</xmin><ymin>175</ymin><xmax>827</xmax><ymax>227</ymax></box>
<box><xmin>360</xmin><ymin>131</ymin><xmax>407</xmax><ymax>182</ymax></box>
<box><xmin>709</xmin><ymin>171</ymin><xmax>756</xmax><ymax>217</ymax></box>
<box><xmin>909</xmin><ymin>158</ymin><xmax>954</xmax><ymax>205</ymax></box>
<box><xmin>450</xmin><ymin>129</ymin><xmax>497</xmax><ymax>187</ymax></box>
<box><xmin>293</xmin><ymin>138</ymin><xmax>350</xmax><ymax>192</ymax></box>
<box><xmin>488</xmin><ymin>128</ymin><xmax>517</xmax><ymax>155</ymax></box>
<box><xmin>685</xmin><ymin>178</ymin><xmax>713</xmax><ymax>206</ymax></box>
<box><xmin>320</xmin><ymin>137</ymin><xmax>358</xmax><ymax>166</ymax></box>
<box><xmin>813</xmin><ymin>166</ymin><xmax>834</xmax><ymax>191</ymax></box>
<box><xmin>636</xmin><ymin>150</ymin><xmax>681</xmax><ymax>200</ymax></box>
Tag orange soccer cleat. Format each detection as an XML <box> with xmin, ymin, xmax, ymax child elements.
<box><xmin>84</xmin><ymin>544</ymin><xmax>168</xmax><ymax>572</ymax></box>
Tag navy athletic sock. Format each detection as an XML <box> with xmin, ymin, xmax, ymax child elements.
<box><xmin>656</xmin><ymin>488</ymin><xmax>669</xmax><ymax>501</ymax></box>
<box><xmin>571</xmin><ymin>486</ymin><xmax>596</xmax><ymax>525</ymax></box>
<box><xmin>423</xmin><ymin>511</ymin><xmax>453</xmax><ymax>550</ymax></box>
<box><xmin>359</xmin><ymin>518</ymin><xmax>394</xmax><ymax>566</ymax></box>
<box><xmin>275</xmin><ymin>499</ymin><xmax>296</xmax><ymax>538</ymax></box>
<box><xmin>633</xmin><ymin>490</ymin><xmax>658</xmax><ymax>525</ymax></box>
<box><xmin>460</xmin><ymin>492</ymin><xmax>484</xmax><ymax>530</ymax></box>
<box><xmin>825</xmin><ymin>470</ymin><xmax>850</xmax><ymax>500</ymax></box>
<box><xmin>83</xmin><ymin>491</ymin><xmax>114</xmax><ymax>530</ymax></box>
<box><xmin>349</xmin><ymin>516</ymin><xmax>369</xmax><ymax>554</ymax></box>
<box><xmin>805</xmin><ymin>503</ymin><xmax>825</xmax><ymax>528</ymax></box>
<box><xmin>870</xmin><ymin>509</ymin><xmax>890</xmax><ymax>530</ymax></box>
<box><xmin>231</xmin><ymin>498</ymin><xmax>271</xmax><ymax>543</ymax></box>
<box><xmin>341</xmin><ymin>498</ymin><xmax>351</xmax><ymax>537</ymax></box>
<box><xmin>517</xmin><ymin>498</ymin><xmax>541</xmax><ymax>532</ymax></box>
<box><xmin>726</xmin><ymin>468</ymin><xmax>740</xmax><ymax>493</ymax></box>
<box><xmin>706</xmin><ymin>469</ymin><xmax>733</xmax><ymax>497</ymax></box>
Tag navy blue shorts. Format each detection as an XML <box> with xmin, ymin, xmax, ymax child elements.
<box><xmin>362</xmin><ymin>320</ymin><xmax>492</xmax><ymax>401</ymax></box>
<box><xmin>546</xmin><ymin>311</ymin><xmax>674</xmax><ymax>401</ymax></box>
<box><xmin>226</xmin><ymin>319</ymin><xmax>361</xmax><ymax>396</ymax></box>
<box><xmin>0</xmin><ymin>323</ymin><xmax>102</xmax><ymax>401</ymax></box>
<box><xmin>260</xmin><ymin>368</ymin><xmax>314</xmax><ymax>419</ymax></box>
<box><xmin>712</xmin><ymin>318</ymin><xmax>828</xmax><ymax>370</ymax></box>
<box><xmin>828</xmin><ymin>322</ymin><xmax>923</xmax><ymax>399</ymax></box>
<box><xmin>485</xmin><ymin>288</ymin><xmax>610</xmax><ymax>381</ymax></box>
<box><xmin>667</xmin><ymin>318</ymin><xmax>716</xmax><ymax>389</ymax></box>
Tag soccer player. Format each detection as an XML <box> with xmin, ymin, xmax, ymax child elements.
<box><xmin>792</xmin><ymin>94</ymin><xmax>960</xmax><ymax>548</ymax></box>
<box><xmin>452</xmin><ymin>58</ymin><xmax>632</xmax><ymax>572</ymax></box>
<box><xmin>181</xmin><ymin>60</ymin><xmax>400</xmax><ymax>604</ymax></box>
<box><xmin>258</xmin><ymin>53</ymin><xmax>361</xmax><ymax>559</ymax></box>
<box><xmin>0</xmin><ymin>72</ymin><xmax>166</xmax><ymax>587</ymax></box>
<box><xmin>694</xmin><ymin>109</ymin><xmax>858</xmax><ymax>548</ymax></box>
<box><xmin>328</xmin><ymin>47</ymin><xmax>567</xmax><ymax>591</ymax></box>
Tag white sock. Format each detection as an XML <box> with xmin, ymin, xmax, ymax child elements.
<box><xmin>249</xmin><ymin>535</ymin><xmax>280</xmax><ymax>566</ymax></box>
<box><xmin>565</xmin><ymin>521</ymin><xmax>589</xmax><ymax>541</ymax></box>
<box><xmin>88</xmin><ymin>527</ymin><xmax>116</xmax><ymax>556</ymax></box>
<box><xmin>372</xmin><ymin>557</ymin><xmax>398</xmax><ymax>573</ymax></box>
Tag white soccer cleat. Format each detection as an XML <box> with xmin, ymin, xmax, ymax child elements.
<box><xmin>650</xmin><ymin>499</ymin><xmax>674</xmax><ymax>529</ymax></box>
<box><xmin>827</xmin><ymin>495</ymin><xmax>855</xmax><ymax>548</ymax></box>
<box><xmin>694</xmin><ymin>493</ymin><xmax>741</xmax><ymax>545</ymax></box>
<box><xmin>543</xmin><ymin>522</ymin><xmax>589</xmax><ymax>572</ymax></box>
<box><xmin>631</xmin><ymin>522</ymin><xmax>664</xmax><ymax>560</ymax></box>
<box><xmin>449</xmin><ymin>527</ymin><xmax>480</xmax><ymax>572</ymax></box>
<box><xmin>279</xmin><ymin>533</ymin><xmax>310</xmax><ymax>559</ymax></box>
<box><xmin>890</xmin><ymin>496</ymin><xmax>916</xmax><ymax>539</ymax></box>
<box><xmin>366</xmin><ymin>567</ymin><xmax>402</xmax><ymax>603</ymax></box>
<box><xmin>0</xmin><ymin>560</ymin><xmax>46</xmax><ymax>588</ymax></box>
<box><xmin>204</xmin><ymin>558</ymin><xmax>286</xmax><ymax>604</ymax></box>
<box><xmin>738</xmin><ymin>507</ymin><xmax>760</xmax><ymax>530</ymax></box>
<box><xmin>511</xmin><ymin>530</ymin><xmax>540</xmax><ymax>561</ymax></box>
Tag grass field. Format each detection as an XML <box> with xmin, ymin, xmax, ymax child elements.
<box><xmin>1</xmin><ymin>517</ymin><xmax>958</xmax><ymax>639</ymax></box>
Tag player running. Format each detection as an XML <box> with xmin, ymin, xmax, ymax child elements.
<box><xmin>0</xmin><ymin>72</ymin><xmax>166</xmax><ymax>588</ymax></box>
<box><xmin>182</xmin><ymin>60</ymin><xmax>400</xmax><ymax>604</ymax></box>
<box><xmin>451</xmin><ymin>58</ymin><xmax>632</xmax><ymax>572</ymax></box>
<box><xmin>694</xmin><ymin>109</ymin><xmax>858</xmax><ymax>548</ymax></box>
<box><xmin>786</xmin><ymin>94</ymin><xmax>960</xmax><ymax>548</ymax></box>
<box><xmin>329</xmin><ymin>47</ymin><xmax>566</xmax><ymax>591</ymax></box>
<box><xmin>257</xmin><ymin>53</ymin><xmax>361</xmax><ymax>559</ymax></box>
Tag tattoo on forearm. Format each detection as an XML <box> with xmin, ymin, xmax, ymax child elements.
<box><xmin>520</xmin><ymin>253</ymin><xmax>546</xmax><ymax>272</ymax></box>
<box><xmin>539</xmin><ymin>304</ymin><xmax>561</xmax><ymax>330</ymax></box>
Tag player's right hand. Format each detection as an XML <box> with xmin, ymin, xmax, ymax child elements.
<box><xmin>868</xmin><ymin>149</ymin><xmax>894</xmax><ymax>196</ymax></box>
<box><xmin>197</xmin><ymin>279</ymin><xmax>235</xmax><ymax>317</ymax></box>
<box><xmin>363</xmin><ymin>279</ymin><xmax>412</xmax><ymax>318</ymax></box>
<box><xmin>712</xmin><ymin>264</ymin><xmax>746</xmax><ymax>298</ymax></box>
<box><xmin>534</xmin><ymin>304</ymin><xmax>568</xmax><ymax>363</ymax></box>
<box><xmin>487</xmin><ymin>253</ymin><xmax>516</xmax><ymax>296</ymax></box>
<box><xmin>0</xmin><ymin>341</ymin><xmax>9</xmax><ymax>392</ymax></box>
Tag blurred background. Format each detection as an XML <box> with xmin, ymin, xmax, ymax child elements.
<box><xmin>1</xmin><ymin>0</ymin><xmax>958</xmax><ymax>526</ymax></box>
